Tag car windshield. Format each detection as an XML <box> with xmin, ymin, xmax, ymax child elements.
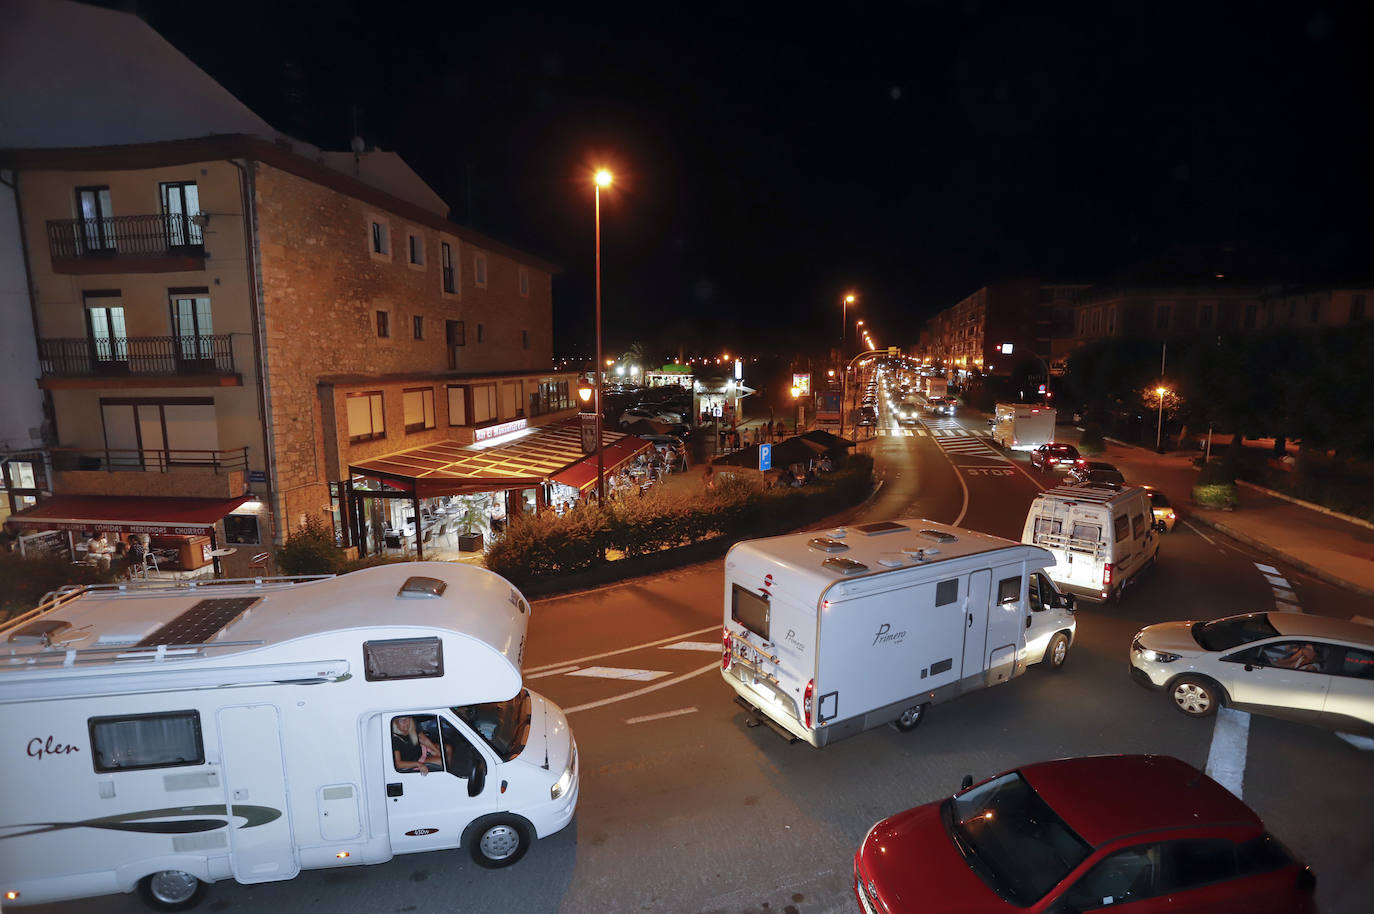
<box><xmin>1149</xmin><ymin>491</ymin><xmax>1172</xmax><ymax>507</ymax></box>
<box><xmin>1048</xmin><ymin>445</ymin><xmax>1077</xmax><ymax>456</ymax></box>
<box><xmin>946</xmin><ymin>773</ymin><xmax>1092</xmax><ymax>905</ymax></box>
<box><xmin>453</xmin><ymin>689</ymin><xmax>532</xmax><ymax>762</ymax></box>
<box><xmin>1192</xmin><ymin>614</ymin><xmax>1280</xmax><ymax>651</ymax></box>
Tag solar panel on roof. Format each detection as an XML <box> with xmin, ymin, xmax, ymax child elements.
<box><xmin>136</xmin><ymin>597</ymin><xmax>261</xmax><ymax>647</ymax></box>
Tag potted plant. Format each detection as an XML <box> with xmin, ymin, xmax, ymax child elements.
<box><xmin>454</xmin><ymin>496</ymin><xmax>488</xmax><ymax>552</ymax></box>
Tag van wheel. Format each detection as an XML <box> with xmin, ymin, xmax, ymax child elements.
<box><xmin>1043</xmin><ymin>633</ymin><xmax>1070</xmax><ymax>670</ymax></box>
<box><xmin>466</xmin><ymin>814</ymin><xmax>532</xmax><ymax>868</ymax></box>
<box><xmin>137</xmin><ymin>871</ymin><xmax>206</xmax><ymax>912</ymax></box>
<box><xmin>893</xmin><ymin>703</ymin><xmax>928</xmax><ymax>732</ymax></box>
<box><xmin>1171</xmin><ymin>676</ymin><xmax>1220</xmax><ymax>718</ymax></box>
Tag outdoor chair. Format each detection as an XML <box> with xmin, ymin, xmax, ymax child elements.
<box><xmin>384</xmin><ymin>533</ymin><xmax>403</xmax><ymax>550</ymax></box>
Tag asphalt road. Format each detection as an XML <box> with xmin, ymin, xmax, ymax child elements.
<box><xmin>39</xmin><ymin>389</ymin><xmax>1374</xmax><ymax>914</ymax></box>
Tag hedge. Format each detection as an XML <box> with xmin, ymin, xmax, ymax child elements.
<box><xmin>486</xmin><ymin>455</ymin><xmax>875</xmax><ymax>585</ymax></box>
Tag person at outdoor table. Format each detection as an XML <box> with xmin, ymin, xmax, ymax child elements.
<box><xmin>86</xmin><ymin>532</ymin><xmax>113</xmax><ymax>570</ymax></box>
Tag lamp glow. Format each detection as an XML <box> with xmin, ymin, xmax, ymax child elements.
<box><xmin>594</xmin><ymin>169</ymin><xmax>613</xmax><ymax>187</ymax></box>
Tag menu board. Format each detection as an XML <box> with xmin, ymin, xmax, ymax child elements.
<box><xmin>20</xmin><ymin>530</ymin><xmax>70</xmax><ymax>561</ymax></box>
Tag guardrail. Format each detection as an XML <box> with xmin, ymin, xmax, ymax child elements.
<box><xmin>46</xmin><ymin>213</ymin><xmax>202</xmax><ymax>261</ymax></box>
<box><xmin>49</xmin><ymin>446</ymin><xmax>249</xmax><ymax>474</ymax></box>
<box><xmin>38</xmin><ymin>335</ymin><xmax>235</xmax><ymax>376</ymax></box>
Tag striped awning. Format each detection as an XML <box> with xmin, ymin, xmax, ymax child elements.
<box><xmin>349</xmin><ymin>418</ymin><xmax>650</xmax><ymax>499</ymax></box>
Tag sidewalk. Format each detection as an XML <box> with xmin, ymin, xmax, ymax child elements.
<box><xmin>1089</xmin><ymin>436</ymin><xmax>1374</xmax><ymax>599</ymax></box>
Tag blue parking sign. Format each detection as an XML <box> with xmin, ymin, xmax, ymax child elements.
<box><xmin>759</xmin><ymin>443</ymin><xmax>772</xmax><ymax>472</ymax></box>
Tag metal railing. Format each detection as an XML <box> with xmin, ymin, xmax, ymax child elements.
<box><xmin>49</xmin><ymin>446</ymin><xmax>249</xmax><ymax>475</ymax></box>
<box><xmin>46</xmin><ymin>213</ymin><xmax>203</xmax><ymax>261</ymax></box>
<box><xmin>38</xmin><ymin>335</ymin><xmax>235</xmax><ymax>376</ymax></box>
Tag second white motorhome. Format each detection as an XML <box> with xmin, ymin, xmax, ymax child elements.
<box><xmin>0</xmin><ymin>562</ymin><xmax>578</xmax><ymax>911</ymax></box>
<box><xmin>992</xmin><ymin>402</ymin><xmax>1056</xmax><ymax>449</ymax></box>
<box><xmin>721</xmin><ymin>520</ymin><xmax>1077</xmax><ymax>746</ymax></box>
<box><xmin>1022</xmin><ymin>483</ymin><xmax>1163</xmax><ymax>603</ymax></box>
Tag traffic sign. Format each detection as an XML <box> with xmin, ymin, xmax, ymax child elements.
<box><xmin>759</xmin><ymin>443</ymin><xmax>772</xmax><ymax>472</ymax></box>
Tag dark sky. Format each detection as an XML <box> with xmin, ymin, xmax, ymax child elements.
<box><xmin>99</xmin><ymin>0</ymin><xmax>1372</xmax><ymax>358</ymax></box>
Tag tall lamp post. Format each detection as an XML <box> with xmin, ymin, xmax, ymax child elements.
<box><xmin>841</xmin><ymin>293</ymin><xmax>856</xmax><ymax>348</ymax></box>
<box><xmin>593</xmin><ymin>169</ymin><xmax>613</xmax><ymax>501</ymax></box>
<box><xmin>1155</xmin><ymin>386</ymin><xmax>1167</xmax><ymax>452</ymax></box>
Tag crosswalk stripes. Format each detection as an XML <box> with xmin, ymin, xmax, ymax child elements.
<box><xmin>920</xmin><ymin>420</ymin><xmax>1008</xmax><ymax>461</ymax></box>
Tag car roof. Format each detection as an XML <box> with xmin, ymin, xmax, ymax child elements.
<box><xmin>1267</xmin><ymin>611</ymin><xmax>1374</xmax><ymax>645</ymax></box>
<box><xmin>1045</xmin><ymin>443</ymin><xmax>1078</xmax><ymax>451</ymax></box>
<box><xmin>1022</xmin><ymin>755</ymin><xmax>1259</xmax><ymax>848</ymax></box>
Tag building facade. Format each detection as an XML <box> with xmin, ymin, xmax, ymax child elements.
<box><xmin>920</xmin><ymin>278</ymin><xmax>1054</xmax><ymax>377</ymax></box>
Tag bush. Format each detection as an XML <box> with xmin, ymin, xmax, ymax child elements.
<box><xmin>275</xmin><ymin>516</ymin><xmax>346</xmax><ymax>575</ymax></box>
<box><xmin>0</xmin><ymin>551</ymin><xmax>112</xmax><ymax>619</ymax></box>
<box><xmin>1191</xmin><ymin>483</ymin><xmax>1238</xmax><ymax>509</ymax></box>
<box><xmin>1077</xmin><ymin>421</ymin><xmax>1106</xmax><ymax>455</ymax></box>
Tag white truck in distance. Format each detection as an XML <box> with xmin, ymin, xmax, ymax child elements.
<box><xmin>0</xmin><ymin>563</ymin><xmax>578</xmax><ymax>911</ymax></box>
<box><xmin>992</xmin><ymin>402</ymin><xmax>1057</xmax><ymax>450</ymax></box>
<box><xmin>721</xmin><ymin>519</ymin><xmax>1077</xmax><ymax>746</ymax></box>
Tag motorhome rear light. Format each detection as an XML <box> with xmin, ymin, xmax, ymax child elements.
<box><xmin>6</xmin><ymin>891</ymin><xmax>20</xmax><ymax>900</ymax></box>
<box><xmin>335</xmin><ymin>851</ymin><xmax>350</xmax><ymax>859</ymax></box>
<box><xmin>803</xmin><ymin>679</ymin><xmax>815</xmax><ymax>728</ymax></box>
<box><xmin>722</xmin><ymin>631</ymin><xmax>733</xmax><ymax>672</ymax></box>
<box><xmin>1103</xmin><ymin>563</ymin><xmax>1114</xmax><ymax>589</ymax></box>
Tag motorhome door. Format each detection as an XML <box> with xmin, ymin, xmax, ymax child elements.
<box><xmin>986</xmin><ymin>568</ymin><xmax>1026</xmax><ymax>685</ymax></box>
<box><xmin>383</xmin><ymin>712</ymin><xmax>498</xmax><ymax>856</ymax></box>
<box><xmin>217</xmin><ymin>705</ymin><xmax>300</xmax><ymax>883</ymax></box>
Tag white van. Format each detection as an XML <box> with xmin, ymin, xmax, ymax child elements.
<box><xmin>1022</xmin><ymin>483</ymin><xmax>1163</xmax><ymax>603</ymax></box>
<box><xmin>992</xmin><ymin>402</ymin><xmax>1056</xmax><ymax>449</ymax></box>
<box><xmin>0</xmin><ymin>563</ymin><xmax>578</xmax><ymax>911</ymax></box>
<box><xmin>721</xmin><ymin>520</ymin><xmax>1076</xmax><ymax>746</ymax></box>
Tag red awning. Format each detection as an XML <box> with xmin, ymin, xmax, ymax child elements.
<box><xmin>3</xmin><ymin>494</ymin><xmax>253</xmax><ymax>536</ymax></box>
<box><xmin>552</xmin><ymin>436</ymin><xmax>653</xmax><ymax>493</ymax></box>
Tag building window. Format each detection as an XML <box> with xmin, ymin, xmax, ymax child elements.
<box><xmin>347</xmin><ymin>391</ymin><xmax>385</xmax><ymax>442</ymax></box>
<box><xmin>477</xmin><ymin>323</ymin><xmax>485</xmax><ymax>343</ymax></box>
<box><xmin>169</xmin><ymin>289</ymin><xmax>213</xmax><ymax>362</ymax></box>
<box><xmin>84</xmin><ymin>289</ymin><xmax>127</xmax><ymax>365</ymax></box>
<box><xmin>412</xmin><ymin>315</ymin><xmax>424</xmax><ymax>340</ymax></box>
<box><xmin>1244</xmin><ymin>303</ymin><xmax>1258</xmax><ymax>329</ymax></box>
<box><xmin>522</xmin><ymin>329</ymin><xmax>529</xmax><ymax>349</ymax></box>
<box><xmin>74</xmin><ymin>186</ymin><xmax>115</xmax><ymax>253</ymax></box>
<box><xmin>1155</xmin><ymin>305</ymin><xmax>1170</xmax><ymax>330</ymax></box>
<box><xmin>519</xmin><ymin>267</ymin><xmax>530</xmax><ymax>297</ymax></box>
<box><xmin>529</xmin><ymin>380</ymin><xmax>572</xmax><ymax>417</ymax></box>
<box><xmin>368</xmin><ymin>216</ymin><xmax>391</xmax><ymax>260</ymax></box>
<box><xmin>376</xmin><ymin>310</ymin><xmax>390</xmax><ymax>338</ymax></box>
<box><xmin>441</xmin><ymin>242</ymin><xmax>456</xmax><ymax>294</ymax></box>
<box><xmin>403</xmin><ymin>387</ymin><xmax>436</xmax><ymax>433</ymax></box>
<box><xmin>159</xmin><ymin>181</ymin><xmax>203</xmax><ymax>248</ymax></box>
<box><xmin>1106</xmin><ymin>307</ymin><xmax>1116</xmax><ymax>335</ymax></box>
<box><xmin>448</xmin><ymin>383</ymin><xmax>496</xmax><ymax>425</ymax></box>
<box><xmin>445</xmin><ymin>320</ymin><xmax>464</xmax><ymax>370</ymax></box>
<box><xmin>1199</xmin><ymin>304</ymin><xmax>1214</xmax><ymax>328</ymax></box>
<box><xmin>89</xmin><ymin>710</ymin><xmax>204</xmax><ymax>772</ymax></box>
<box><xmin>447</xmin><ymin>385</ymin><xmax>467</xmax><ymax>425</ymax></box>
<box><xmin>474</xmin><ymin>253</ymin><xmax>488</xmax><ymax>288</ymax></box>
<box><xmin>1352</xmin><ymin>294</ymin><xmax>1367</xmax><ymax>323</ymax></box>
<box><xmin>407</xmin><ymin>233</ymin><xmax>424</xmax><ymax>267</ymax></box>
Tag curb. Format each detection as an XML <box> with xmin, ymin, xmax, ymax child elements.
<box><xmin>1183</xmin><ymin>511</ymin><xmax>1374</xmax><ymax>600</ymax></box>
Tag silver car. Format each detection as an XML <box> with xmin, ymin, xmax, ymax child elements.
<box><xmin>1130</xmin><ymin>611</ymin><xmax>1374</xmax><ymax>735</ymax></box>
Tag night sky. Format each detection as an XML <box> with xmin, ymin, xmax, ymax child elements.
<box><xmin>95</xmin><ymin>0</ymin><xmax>1372</xmax><ymax>358</ymax></box>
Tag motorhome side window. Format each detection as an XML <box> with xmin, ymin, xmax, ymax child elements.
<box><xmin>364</xmin><ymin>637</ymin><xmax>444</xmax><ymax>681</ymax></box>
<box><xmin>731</xmin><ymin>583</ymin><xmax>770</xmax><ymax>639</ymax></box>
<box><xmin>935</xmin><ymin>579</ymin><xmax>959</xmax><ymax>606</ymax></box>
<box><xmin>1114</xmin><ymin>514</ymin><xmax>1131</xmax><ymax>541</ymax></box>
<box><xmin>89</xmin><ymin>710</ymin><xmax>204</xmax><ymax>773</ymax></box>
<box><xmin>997</xmin><ymin>577</ymin><xmax>1021</xmax><ymax>604</ymax></box>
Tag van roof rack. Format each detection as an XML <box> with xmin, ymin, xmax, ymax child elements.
<box><xmin>1044</xmin><ymin>484</ymin><xmax>1130</xmax><ymax>503</ymax></box>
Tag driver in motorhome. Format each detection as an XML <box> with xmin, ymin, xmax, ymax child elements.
<box><xmin>391</xmin><ymin>715</ymin><xmax>442</xmax><ymax>774</ymax></box>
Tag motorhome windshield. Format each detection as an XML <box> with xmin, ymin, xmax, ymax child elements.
<box><xmin>1192</xmin><ymin>614</ymin><xmax>1280</xmax><ymax>651</ymax></box>
<box><xmin>454</xmin><ymin>689</ymin><xmax>531</xmax><ymax>762</ymax></box>
<box><xmin>946</xmin><ymin>773</ymin><xmax>1091</xmax><ymax>905</ymax></box>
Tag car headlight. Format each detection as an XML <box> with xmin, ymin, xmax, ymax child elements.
<box><xmin>1140</xmin><ymin>647</ymin><xmax>1180</xmax><ymax>663</ymax></box>
<box><xmin>551</xmin><ymin>744</ymin><xmax>577</xmax><ymax>800</ymax></box>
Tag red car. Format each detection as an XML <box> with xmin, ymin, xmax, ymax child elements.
<box><xmin>853</xmin><ymin>755</ymin><xmax>1317</xmax><ymax>913</ymax></box>
<box><xmin>1030</xmin><ymin>443</ymin><xmax>1086</xmax><ymax>472</ymax></box>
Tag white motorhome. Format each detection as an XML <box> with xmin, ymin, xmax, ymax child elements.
<box><xmin>720</xmin><ymin>520</ymin><xmax>1077</xmax><ymax>747</ymax></box>
<box><xmin>1022</xmin><ymin>483</ymin><xmax>1163</xmax><ymax>603</ymax></box>
<box><xmin>991</xmin><ymin>402</ymin><xmax>1056</xmax><ymax>449</ymax></box>
<box><xmin>0</xmin><ymin>563</ymin><xmax>578</xmax><ymax>911</ymax></box>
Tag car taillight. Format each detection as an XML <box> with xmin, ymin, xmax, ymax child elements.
<box><xmin>1102</xmin><ymin>563</ymin><xmax>1113</xmax><ymax>592</ymax></box>
<box><xmin>803</xmin><ymin>678</ymin><xmax>815</xmax><ymax>728</ymax></box>
<box><xmin>722</xmin><ymin>630</ymin><xmax>732</xmax><ymax>672</ymax></box>
<box><xmin>1167</xmin><ymin>512</ymin><xmax>1175</xmax><ymax>520</ymax></box>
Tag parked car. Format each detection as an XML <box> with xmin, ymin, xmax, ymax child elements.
<box><xmin>1029</xmin><ymin>442</ymin><xmax>1085</xmax><ymax>472</ymax></box>
<box><xmin>853</xmin><ymin>754</ymin><xmax>1318</xmax><ymax>914</ymax></box>
<box><xmin>1067</xmin><ymin>460</ymin><xmax>1125</xmax><ymax>486</ymax></box>
<box><xmin>619</xmin><ymin>406</ymin><xmax>681</xmax><ymax>428</ymax></box>
<box><xmin>1143</xmin><ymin>485</ymin><xmax>1177</xmax><ymax>531</ymax></box>
<box><xmin>1130</xmin><ymin>610</ymin><xmax>1374</xmax><ymax>734</ymax></box>
<box><xmin>857</xmin><ymin>405</ymin><xmax>877</xmax><ymax>427</ymax></box>
<box><xmin>633</xmin><ymin>403</ymin><xmax>685</xmax><ymax>424</ymax></box>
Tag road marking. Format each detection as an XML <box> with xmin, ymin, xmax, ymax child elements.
<box><xmin>524</xmin><ymin>624</ymin><xmax>718</xmax><ymax>674</ymax></box>
<box><xmin>1262</xmin><ymin>574</ymin><xmax>1290</xmax><ymax>588</ymax></box>
<box><xmin>1256</xmin><ymin>562</ymin><xmax>1302</xmax><ymax>612</ymax></box>
<box><xmin>564</xmin><ymin>662</ymin><xmax>719</xmax><ymax>714</ymax></box>
<box><xmin>1254</xmin><ymin>562</ymin><xmax>1280</xmax><ymax>575</ymax></box>
<box><xmin>567</xmin><ymin>666</ymin><xmax>669</xmax><ymax>682</ymax></box>
<box><xmin>1337</xmin><ymin>733</ymin><xmax>1374</xmax><ymax>750</ymax></box>
<box><xmin>1181</xmin><ymin>520</ymin><xmax>1215</xmax><ymax>544</ymax></box>
<box><xmin>1205</xmin><ymin>707</ymin><xmax>1251</xmax><ymax>799</ymax></box>
<box><xmin>625</xmin><ymin>706</ymin><xmax>699</xmax><ymax>725</ymax></box>
<box><xmin>527</xmin><ymin>665</ymin><xmax>580</xmax><ymax>679</ymax></box>
<box><xmin>661</xmin><ymin>641</ymin><xmax>722</xmax><ymax>652</ymax></box>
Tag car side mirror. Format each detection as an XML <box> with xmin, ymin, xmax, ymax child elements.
<box><xmin>959</xmin><ymin>774</ymin><xmax>973</xmax><ymax>792</ymax></box>
<box><xmin>467</xmin><ymin>757</ymin><xmax>487</xmax><ymax>797</ymax></box>
<box><xmin>1057</xmin><ymin>593</ymin><xmax>1076</xmax><ymax>612</ymax></box>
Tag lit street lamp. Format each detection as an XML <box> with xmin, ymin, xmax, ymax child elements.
<box><xmin>1155</xmin><ymin>386</ymin><xmax>1167</xmax><ymax>452</ymax></box>
<box><xmin>593</xmin><ymin>168</ymin><xmax>613</xmax><ymax>501</ymax></box>
<box><xmin>842</xmin><ymin>293</ymin><xmax>856</xmax><ymax>347</ymax></box>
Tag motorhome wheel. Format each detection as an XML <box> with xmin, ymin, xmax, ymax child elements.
<box><xmin>893</xmin><ymin>703</ymin><xmax>928</xmax><ymax>732</ymax></box>
<box><xmin>137</xmin><ymin>870</ymin><xmax>205</xmax><ymax>912</ymax></box>
<box><xmin>1044</xmin><ymin>632</ymin><xmax>1070</xmax><ymax>670</ymax></box>
<box><xmin>467</xmin><ymin>814</ymin><xmax>532</xmax><ymax>868</ymax></box>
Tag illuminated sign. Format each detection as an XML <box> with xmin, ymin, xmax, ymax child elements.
<box><xmin>474</xmin><ymin>418</ymin><xmax>528</xmax><ymax>442</ymax></box>
<box><xmin>792</xmin><ymin>373</ymin><xmax>811</xmax><ymax>396</ymax></box>
<box><xmin>1000</xmin><ymin>342</ymin><xmax>1014</xmax><ymax>354</ymax></box>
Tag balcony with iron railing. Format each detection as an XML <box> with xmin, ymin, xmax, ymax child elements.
<box><xmin>49</xmin><ymin>446</ymin><xmax>250</xmax><ymax>500</ymax></box>
<box><xmin>38</xmin><ymin>335</ymin><xmax>240</xmax><ymax>387</ymax></box>
<box><xmin>46</xmin><ymin>213</ymin><xmax>206</xmax><ymax>273</ymax></box>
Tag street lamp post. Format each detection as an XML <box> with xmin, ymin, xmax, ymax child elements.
<box><xmin>1155</xmin><ymin>386</ymin><xmax>1167</xmax><ymax>452</ymax></box>
<box><xmin>593</xmin><ymin>169</ymin><xmax>613</xmax><ymax>501</ymax></box>
<box><xmin>842</xmin><ymin>293</ymin><xmax>856</xmax><ymax>348</ymax></box>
